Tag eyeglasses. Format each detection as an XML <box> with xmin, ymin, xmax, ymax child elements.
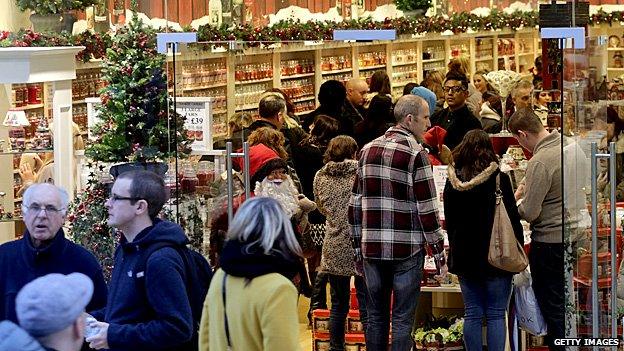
<box><xmin>24</xmin><ymin>204</ymin><xmax>64</xmax><ymax>214</ymax></box>
<box><xmin>442</xmin><ymin>86</ymin><xmax>467</xmax><ymax>94</ymax></box>
<box><xmin>108</xmin><ymin>194</ymin><xmax>143</xmax><ymax>202</ymax></box>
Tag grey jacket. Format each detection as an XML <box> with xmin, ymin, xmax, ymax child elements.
<box><xmin>0</xmin><ymin>321</ymin><xmax>46</xmax><ymax>351</ymax></box>
<box><xmin>518</xmin><ymin>130</ymin><xmax>564</xmax><ymax>243</ymax></box>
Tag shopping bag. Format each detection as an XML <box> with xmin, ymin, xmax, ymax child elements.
<box><xmin>513</xmin><ymin>267</ymin><xmax>548</xmax><ymax>336</ymax></box>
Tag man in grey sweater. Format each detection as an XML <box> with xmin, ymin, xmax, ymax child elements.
<box><xmin>509</xmin><ymin>108</ymin><xmax>565</xmax><ymax>351</ymax></box>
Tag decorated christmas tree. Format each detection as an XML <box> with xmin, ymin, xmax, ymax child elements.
<box><xmin>68</xmin><ymin>164</ymin><xmax>117</xmax><ymax>281</ymax></box>
<box><xmin>85</xmin><ymin>14</ymin><xmax>190</xmax><ymax>163</ymax></box>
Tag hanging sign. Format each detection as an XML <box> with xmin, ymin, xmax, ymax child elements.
<box><xmin>175</xmin><ymin>97</ymin><xmax>213</xmax><ymax>152</ymax></box>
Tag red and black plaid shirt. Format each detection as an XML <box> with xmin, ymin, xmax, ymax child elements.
<box><xmin>349</xmin><ymin>126</ymin><xmax>444</xmax><ymax>261</ymax></box>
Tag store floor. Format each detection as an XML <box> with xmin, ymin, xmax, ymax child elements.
<box><xmin>297</xmin><ymin>295</ymin><xmax>313</xmax><ymax>351</ymax></box>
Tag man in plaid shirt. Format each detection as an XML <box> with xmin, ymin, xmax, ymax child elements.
<box><xmin>349</xmin><ymin>94</ymin><xmax>447</xmax><ymax>351</ymax></box>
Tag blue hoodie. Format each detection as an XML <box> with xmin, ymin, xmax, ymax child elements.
<box><xmin>92</xmin><ymin>219</ymin><xmax>193</xmax><ymax>351</ymax></box>
<box><xmin>0</xmin><ymin>321</ymin><xmax>47</xmax><ymax>351</ymax></box>
<box><xmin>0</xmin><ymin>230</ymin><xmax>107</xmax><ymax>324</ymax></box>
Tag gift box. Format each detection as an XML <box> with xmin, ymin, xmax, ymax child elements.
<box><xmin>312</xmin><ymin>309</ymin><xmax>330</xmax><ymax>333</ymax></box>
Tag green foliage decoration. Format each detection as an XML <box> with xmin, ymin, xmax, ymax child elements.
<box><xmin>85</xmin><ymin>15</ymin><xmax>190</xmax><ymax>163</ymax></box>
<box><xmin>393</xmin><ymin>0</ymin><xmax>432</xmax><ymax>12</ymax></box>
<box><xmin>16</xmin><ymin>0</ymin><xmax>99</xmax><ymax>15</ymax></box>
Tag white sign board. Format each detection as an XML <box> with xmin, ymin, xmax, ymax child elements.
<box><xmin>175</xmin><ymin>97</ymin><xmax>213</xmax><ymax>152</ymax></box>
<box><xmin>432</xmin><ymin>165</ymin><xmax>448</xmax><ymax>220</ymax></box>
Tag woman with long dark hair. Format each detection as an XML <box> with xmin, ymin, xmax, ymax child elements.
<box><xmin>443</xmin><ymin>130</ymin><xmax>523</xmax><ymax>351</ymax></box>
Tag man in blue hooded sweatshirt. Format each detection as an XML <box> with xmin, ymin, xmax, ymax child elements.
<box><xmin>86</xmin><ymin>170</ymin><xmax>193</xmax><ymax>351</ymax></box>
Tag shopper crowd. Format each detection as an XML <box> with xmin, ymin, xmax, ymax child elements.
<box><xmin>0</xmin><ymin>56</ymin><xmax>580</xmax><ymax>351</ymax></box>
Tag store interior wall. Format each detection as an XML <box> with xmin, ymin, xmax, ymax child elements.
<box><xmin>0</xmin><ymin>0</ymin><xmax>30</xmax><ymax>32</ymax></box>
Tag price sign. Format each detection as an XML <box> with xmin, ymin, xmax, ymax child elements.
<box><xmin>175</xmin><ymin>97</ymin><xmax>213</xmax><ymax>152</ymax></box>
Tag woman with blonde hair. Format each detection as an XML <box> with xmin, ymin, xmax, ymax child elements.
<box><xmin>199</xmin><ymin>197</ymin><xmax>303</xmax><ymax>351</ymax></box>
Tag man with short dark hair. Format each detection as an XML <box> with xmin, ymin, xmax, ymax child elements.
<box><xmin>86</xmin><ymin>170</ymin><xmax>194</xmax><ymax>351</ymax></box>
<box><xmin>350</xmin><ymin>95</ymin><xmax>447</xmax><ymax>351</ymax></box>
<box><xmin>0</xmin><ymin>183</ymin><xmax>107</xmax><ymax>325</ymax></box>
<box><xmin>511</xmin><ymin>79</ymin><xmax>534</xmax><ymax>111</ymax></box>
<box><xmin>431</xmin><ymin>71</ymin><xmax>482</xmax><ymax>150</ymax></box>
<box><xmin>508</xmin><ymin>107</ymin><xmax>565</xmax><ymax>350</ymax></box>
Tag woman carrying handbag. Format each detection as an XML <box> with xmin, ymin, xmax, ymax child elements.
<box><xmin>443</xmin><ymin>130</ymin><xmax>524</xmax><ymax>351</ymax></box>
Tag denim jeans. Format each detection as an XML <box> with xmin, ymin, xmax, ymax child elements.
<box><xmin>363</xmin><ymin>251</ymin><xmax>424</xmax><ymax>351</ymax></box>
<box><xmin>328</xmin><ymin>275</ymin><xmax>368</xmax><ymax>351</ymax></box>
<box><xmin>459</xmin><ymin>275</ymin><xmax>513</xmax><ymax>351</ymax></box>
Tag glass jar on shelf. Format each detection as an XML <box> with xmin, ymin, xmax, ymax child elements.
<box><xmin>181</xmin><ymin>161</ymin><xmax>198</xmax><ymax>194</ymax></box>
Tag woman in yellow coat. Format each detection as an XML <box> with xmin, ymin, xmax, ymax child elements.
<box><xmin>199</xmin><ymin>196</ymin><xmax>303</xmax><ymax>351</ymax></box>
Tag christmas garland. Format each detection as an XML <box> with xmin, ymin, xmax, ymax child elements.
<box><xmin>6</xmin><ymin>9</ymin><xmax>624</xmax><ymax>59</ymax></box>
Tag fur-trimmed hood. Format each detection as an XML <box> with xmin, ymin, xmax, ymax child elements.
<box><xmin>317</xmin><ymin>159</ymin><xmax>358</xmax><ymax>177</ymax></box>
<box><xmin>447</xmin><ymin>162</ymin><xmax>499</xmax><ymax>191</ymax></box>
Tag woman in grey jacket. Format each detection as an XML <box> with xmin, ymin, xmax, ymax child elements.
<box><xmin>313</xmin><ymin>136</ymin><xmax>367</xmax><ymax>351</ymax></box>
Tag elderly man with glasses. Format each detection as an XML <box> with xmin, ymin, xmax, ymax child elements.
<box><xmin>0</xmin><ymin>183</ymin><xmax>108</xmax><ymax>325</ymax></box>
<box><xmin>430</xmin><ymin>70</ymin><xmax>482</xmax><ymax>150</ymax></box>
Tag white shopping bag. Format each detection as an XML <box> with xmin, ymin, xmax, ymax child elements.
<box><xmin>513</xmin><ymin>267</ymin><xmax>548</xmax><ymax>336</ymax></box>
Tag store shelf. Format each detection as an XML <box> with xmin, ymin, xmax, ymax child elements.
<box><xmin>392</xmin><ymin>61</ymin><xmax>418</xmax><ymax>67</ymax></box>
<box><xmin>13</xmin><ymin>103</ymin><xmax>44</xmax><ymax>111</ymax></box>
<box><xmin>235</xmin><ymin>104</ymin><xmax>258</xmax><ymax>111</ymax></box>
<box><xmin>0</xmin><ymin>217</ymin><xmax>23</xmax><ymax>223</ymax></box>
<box><xmin>73</xmin><ymin>99</ymin><xmax>86</xmax><ymax>105</ymax></box>
<box><xmin>281</xmin><ymin>72</ymin><xmax>314</xmax><ymax>80</ymax></box>
<box><xmin>292</xmin><ymin>95</ymin><xmax>315</xmax><ymax>103</ymax></box>
<box><xmin>181</xmin><ymin>82</ymin><xmax>227</xmax><ymax>92</ymax></box>
<box><xmin>422</xmin><ymin>58</ymin><xmax>445</xmax><ymax>63</ymax></box>
<box><xmin>212</xmin><ymin>109</ymin><xmax>227</xmax><ymax>115</ymax></box>
<box><xmin>476</xmin><ymin>56</ymin><xmax>493</xmax><ymax>62</ymax></box>
<box><xmin>519</xmin><ymin>52</ymin><xmax>535</xmax><ymax>57</ymax></box>
<box><xmin>0</xmin><ymin>149</ymin><xmax>54</xmax><ymax>155</ymax></box>
<box><xmin>14</xmin><ymin>197</ymin><xmax>22</xmax><ymax>202</ymax></box>
<box><xmin>295</xmin><ymin>110</ymin><xmax>314</xmax><ymax>116</ymax></box>
<box><xmin>359</xmin><ymin>64</ymin><xmax>386</xmax><ymax>71</ymax></box>
<box><xmin>608</xmin><ymin>68</ymin><xmax>624</xmax><ymax>71</ymax></box>
<box><xmin>321</xmin><ymin>68</ymin><xmax>353</xmax><ymax>75</ymax></box>
<box><xmin>421</xmin><ymin>285</ymin><xmax>461</xmax><ymax>293</ymax></box>
<box><xmin>608</xmin><ymin>47</ymin><xmax>624</xmax><ymax>51</ymax></box>
<box><xmin>392</xmin><ymin>82</ymin><xmax>414</xmax><ymax>88</ymax></box>
<box><xmin>234</xmin><ymin>77</ymin><xmax>273</xmax><ymax>85</ymax></box>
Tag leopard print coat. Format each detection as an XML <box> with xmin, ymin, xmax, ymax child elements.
<box><xmin>313</xmin><ymin>159</ymin><xmax>359</xmax><ymax>277</ymax></box>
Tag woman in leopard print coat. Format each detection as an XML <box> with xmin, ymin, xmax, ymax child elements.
<box><xmin>313</xmin><ymin>135</ymin><xmax>367</xmax><ymax>351</ymax></box>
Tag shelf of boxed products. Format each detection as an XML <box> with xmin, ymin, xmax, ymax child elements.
<box><xmin>320</xmin><ymin>54</ymin><xmax>352</xmax><ymax>75</ymax></box>
<box><xmin>72</xmin><ymin>69</ymin><xmax>105</xmax><ymax>101</ymax></box>
<box><xmin>11</xmin><ymin>84</ymin><xmax>43</xmax><ymax>109</ymax></box>
<box><xmin>322</xmin><ymin>72</ymin><xmax>352</xmax><ymax>85</ymax></box>
<box><xmin>391</xmin><ymin>48</ymin><xmax>418</xmax><ymax>67</ymax></box>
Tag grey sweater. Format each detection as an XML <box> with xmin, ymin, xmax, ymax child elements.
<box><xmin>518</xmin><ymin>130</ymin><xmax>564</xmax><ymax>243</ymax></box>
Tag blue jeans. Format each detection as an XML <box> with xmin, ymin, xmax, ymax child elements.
<box><xmin>328</xmin><ymin>275</ymin><xmax>368</xmax><ymax>351</ymax></box>
<box><xmin>459</xmin><ymin>275</ymin><xmax>512</xmax><ymax>351</ymax></box>
<box><xmin>363</xmin><ymin>252</ymin><xmax>424</xmax><ymax>351</ymax></box>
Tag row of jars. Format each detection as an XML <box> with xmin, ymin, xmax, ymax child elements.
<box><xmin>423</xmin><ymin>45</ymin><xmax>445</xmax><ymax>60</ymax></box>
<box><xmin>181</xmin><ymin>62</ymin><xmax>227</xmax><ymax>88</ymax></box>
<box><xmin>73</xmin><ymin>70</ymin><xmax>105</xmax><ymax>100</ymax></box>
<box><xmin>235</xmin><ymin>83</ymin><xmax>270</xmax><ymax>107</ymax></box>
<box><xmin>323</xmin><ymin>73</ymin><xmax>352</xmax><ymax>85</ymax></box>
<box><xmin>358</xmin><ymin>51</ymin><xmax>386</xmax><ymax>67</ymax></box>
<box><xmin>392</xmin><ymin>49</ymin><xmax>417</xmax><ymax>65</ymax></box>
<box><xmin>182</xmin><ymin>88</ymin><xmax>227</xmax><ymax>111</ymax></box>
<box><xmin>12</xmin><ymin>84</ymin><xmax>42</xmax><ymax>107</ymax></box>
<box><xmin>280</xmin><ymin>59</ymin><xmax>314</xmax><ymax>76</ymax></box>
<box><xmin>392</xmin><ymin>66</ymin><xmax>419</xmax><ymax>83</ymax></box>
<box><xmin>281</xmin><ymin>78</ymin><xmax>314</xmax><ymax>99</ymax></box>
<box><xmin>72</xmin><ymin>105</ymin><xmax>88</xmax><ymax>130</ymax></box>
<box><xmin>293</xmin><ymin>100</ymin><xmax>315</xmax><ymax>114</ymax></box>
<box><xmin>321</xmin><ymin>55</ymin><xmax>352</xmax><ymax>72</ymax></box>
<box><xmin>235</xmin><ymin>63</ymin><xmax>273</xmax><ymax>82</ymax></box>
<box><xmin>497</xmin><ymin>39</ymin><xmax>516</xmax><ymax>56</ymax></box>
<box><xmin>476</xmin><ymin>38</ymin><xmax>493</xmax><ymax>59</ymax></box>
<box><xmin>450</xmin><ymin>44</ymin><xmax>469</xmax><ymax>58</ymax></box>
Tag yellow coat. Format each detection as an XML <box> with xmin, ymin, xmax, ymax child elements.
<box><xmin>199</xmin><ymin>269</ymin><xmax>302</xmax><ymax>351</ymax></box>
